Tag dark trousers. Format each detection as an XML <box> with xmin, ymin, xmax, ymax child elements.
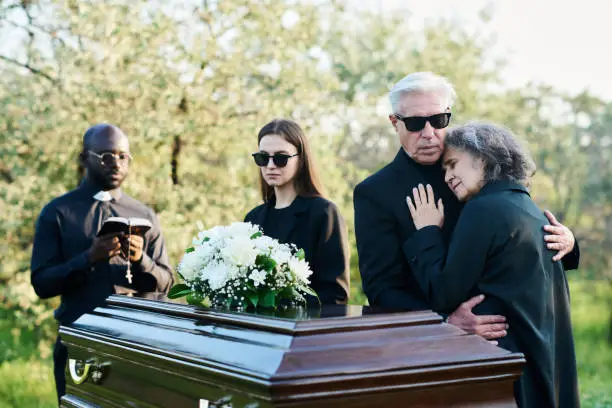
<box><xmin>53</xmin><ymin>335</ymin><xmax>67</xmax><ymax>406</ymax></box>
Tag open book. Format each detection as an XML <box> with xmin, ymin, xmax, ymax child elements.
<box><xmin>97</xmin><ymin>217</ymin><xmax>152</xmax><ymax>237</ymax></box>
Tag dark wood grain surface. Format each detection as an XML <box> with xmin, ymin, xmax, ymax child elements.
<box><xmin>60</xmin><ymin>295</ymin><xmax>525</xmax><ymax>407</ymax></box>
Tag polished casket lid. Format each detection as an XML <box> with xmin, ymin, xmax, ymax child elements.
<box><xmin>60</xmin><ymin>295</ymin><xmax>525</xmax><ymax>407</ymax></box>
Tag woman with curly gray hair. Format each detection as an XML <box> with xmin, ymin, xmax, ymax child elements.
<box><xmin>405</xmin><ymin>122</ymin><xmax>579</xmax><ymax>408</ymax></box>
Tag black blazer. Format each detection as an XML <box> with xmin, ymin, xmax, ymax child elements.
<box><xmin>354</xmin><ymin>150</ymin><xmax>463</xmax><ymax>310</ymax></box>
<box><xmin>354</xmin><ymin>149</ymin><xmax>580</xmax><ymax>311</ymax></box>
<box><xmin>244</xmin><ymin>196</ymin><xmax>350</xmax><ymax>305</ymax></box>
<box><xmin>405</xmin><ymin>181</ymin><xmax>579</xmax><ymax>408</ymax></box>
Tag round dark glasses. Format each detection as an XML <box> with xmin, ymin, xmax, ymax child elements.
<box><xmin>88</xmin><ymin>150</ymin><xmax>132</xmax><ymax>166</ymax></box>
<box><xmin>394</xmin><ymin>112</ymin><xmax>452</xmax><ymax>132</ymax></box>
<box><xmin>252</xmin><ymin>152</ymin><xmax>299</xmax><ymax>167</ymax></box>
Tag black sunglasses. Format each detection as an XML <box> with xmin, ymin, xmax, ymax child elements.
<box><xmin>394</xmin><ymin>112</ymin><xmax>452</xmax><ymax>132</ymax></box>
<box><xmin>252</xmin><ymin>152</ymin><xmax>299</xmax><ymax>167</ymax></box>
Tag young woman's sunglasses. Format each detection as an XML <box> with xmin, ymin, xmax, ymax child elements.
<box><xmin>252</xmin><ymin>152</ymin><xmax>299</xmax><ymax>167</ymax></box>
<box><xmin>394</xmin><ymin>112</ymin><xmax>452</xmax><ymax>132</ymax></box>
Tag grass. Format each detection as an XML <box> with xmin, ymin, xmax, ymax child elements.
<box><xmin>0</xmin><ymin>279</ymin><xmax>610</xmax><ymax>408</ymax></box>
<box><xmin>0</xmin><ymin>360</ymin><xmax>55</xmax><ymax>408</ymax></box>
<box><xmin>0</xmin><ymin>315</ymin><xmax>55</xmax><ymax>408</ymax></box>
<box><xmin>570</xmin><ymin>279</ymin><xmax>612</xmax><ymax>407</ymax></box>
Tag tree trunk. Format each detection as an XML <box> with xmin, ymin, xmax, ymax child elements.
<box><xmin>171</xmin><ymin>134</ymin><xmax>181</xmax><ymax>185</ymax></box>
<box><xmin>171</xmin><ymin>95</ymin><xmax>188</xmax><ymax>185</ymax></box>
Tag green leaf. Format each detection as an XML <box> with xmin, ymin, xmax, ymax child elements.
<box><xmin>300</xmin><ymin>285</ymin><xmax>319</xmax><ymax>298</ymax></box>
<box><xmin>250</xmin><ymin>232</ymin><xmax>262</xmax><ymax>239</ymax></box>
<box><xmin>256</xmin><ymin>255</ymin><xmax>277</xmax><ymax>272</ymax></box>
<box><xmin>296</xmin><ymin>248</ymin><xmax>306</xmax><ymax>260</ymax></box>
<box><xmin>167</xmin><ymin>284</ymin><xmax>192</xmax><ymax>299</ymax></box>
<box><xmin>260</xmin><ymin>291</ymin><xmax>276</xmax><ymax>308</ymax></box>
<box><xmin>300</xmin><ymin>285</ymin><xmax>321</xmax><ymax>307</ymax></box>
<box><xmin>246</xmin><ymin>291</ymin><xmax>259</xmax><ymax>308</ymax></box>
<box><xmin>185</xmin><ymin>247</ymin><xmax>195</xmax><ymax>253</ymax></box>
<box><xmin>186</xmin><ymin>292</ymin><xmax>205</xmax><ymax>305</ymax></box>
<box><xmin>300</xmin><ymin>285</ymin><xmax>322</xmax><ymax>306</ymax></box>
<box><xmin>277</xmin><ymin>287</ymin><xmax>295</xmax><ymax>299</ymax></box>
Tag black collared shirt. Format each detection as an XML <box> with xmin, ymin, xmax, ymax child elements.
<box><xmin>31</xmin><ymin>180</ymin><xmax>173</xmax><ymax>324</ymax></box>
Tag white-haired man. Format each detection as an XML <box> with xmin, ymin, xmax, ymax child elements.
<box><xmin>353</xmin><ymin>72</ymin><xmax>579</xmax><ymax>340</ymax></box>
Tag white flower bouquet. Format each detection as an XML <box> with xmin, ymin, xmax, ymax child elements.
<box><xmin>167</xmin><ymin>222</ymin><xmax>317</xmax><ymax>309</ymax></box>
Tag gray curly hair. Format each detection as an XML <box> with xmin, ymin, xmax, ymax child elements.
<box><xmin>445</xmin><ymin>122</ymin><xmax>536</xmax><ymax>185</ymax></box>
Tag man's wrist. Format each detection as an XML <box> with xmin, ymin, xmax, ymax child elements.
<box><xmin>135</xmin><ymin>253</ymin><xmax>154</xmax><ymax>272</ymax></box>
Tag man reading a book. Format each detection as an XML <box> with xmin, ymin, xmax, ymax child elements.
<box><xmin>30</xmin><ymin>123</ymin><xmax>174</xmax><ymax>404</ymax></box>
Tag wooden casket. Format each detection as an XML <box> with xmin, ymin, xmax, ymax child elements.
<box><xmin>59</xmin><ymin>295</ymin><xmax>525</xmax><ymax>408</ymax></box>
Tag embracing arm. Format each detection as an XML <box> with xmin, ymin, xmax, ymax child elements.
<box><xmin>404</xmin><ymin>200</ymin><xmax>493</xmax><ymax>314</ymax></box>
<box><xmin>561</xmin><ymin>241</ymin><xmax>580</xmax><ymax>270</ymax></box>
<box><xmin>543</xmin><ymin>210</ymin><xmax>580</xmax><ymax>270</ymax></box>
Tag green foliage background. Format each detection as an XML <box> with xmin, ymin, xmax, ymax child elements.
<box><xmin>0</xmin><ymin>0</ymin><xmax>610</xmax><ymax>406</ymax></box>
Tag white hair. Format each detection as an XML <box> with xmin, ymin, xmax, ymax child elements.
<box><xmin>389</xmin><ymin>72</ymin><xmax>457</xmax><ymax>114</ymax></box>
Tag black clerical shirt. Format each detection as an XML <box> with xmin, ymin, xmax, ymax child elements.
<box><xmin>31</xmin><ymin>180</ymin><xmax>173</xmax><ymax>324</ymax></box>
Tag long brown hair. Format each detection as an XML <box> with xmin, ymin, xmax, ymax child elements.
<box><xmin>257</xmin><ymin>119</ymin><xmax>325</xmax><ymax>203</ymax></box>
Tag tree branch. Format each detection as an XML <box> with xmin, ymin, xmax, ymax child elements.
<box><xmin>2</xmin><ymin>18</ymin><xmax>67</xmax><ymax>46</ymax></box>
<box><xmin>0</xmin><ymin>3</ymin><xmax>22</xmax><ymax>19</ymax></box>
<box><xmin>0</xmin><ymin>54</ymin><xmax>57</xmax><ymax>84</ymax></box>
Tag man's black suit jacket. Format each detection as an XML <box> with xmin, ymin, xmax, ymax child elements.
<box><xmin>245</xmin><ymin>195</ymin><xmax>350</xmax><ymax>305</ymax></box>
<box><xmin>353</xmin><ymin>149</ymin><xmax>580</xmax><ymax>311</ymax></box>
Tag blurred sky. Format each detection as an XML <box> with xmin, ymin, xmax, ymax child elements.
<box><xmin>1</xmin><ymin>0</ymin><xmax>609</xmax><ymax>100</ymax></box>
<box><xmin>354</xmin><ymin>0</ymin><xmax>612</xmax><ymax>100</ymax></box>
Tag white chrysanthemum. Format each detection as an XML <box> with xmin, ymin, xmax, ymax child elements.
<box><xmin>177</xmin><ymin>251</ymin><xmax>201</xmax><ymax>281</ymax></box>
<box><xmin>194</xmin><ymin>225</ymin><xmax>227</xmax><ymax>245</ymax></box>
<box><xmin>193</xmin><ymin>231</ymin><xmax>218</xmax><ymax>246</ymax></box>
<box><xmin>220</xmin><ymin>235</ymin><xmax>259</xmax><ymax>267</ymax></box>
<box><xmin>200</xmin><ymin>262</ymin><xmax>231</xmax><ymax>290</ymax></box>
<box><xmin>288</xmin><ymin>258</ymin><xmax>312</xmax><ymax>285</ymax></box>
<box><xmin>249</xmin><ymin>269</ymin><xmax>267</xmax><ymax>287</ymax></box>
<box><xmin>271</xmin><ymin>245</ymin><xmax>293</xmax><ymax>265</ymax></box>
<box><xmin>225</xmin><ymin>264</ymin><xmax>242</xmax><ymax>281</ymax></box>
<box><xmin>177</xmin><ymin>221</ymin><xmax>316</xmax><ymax>307</ymax></box>
<box><xmin>223</xmin><ymin>222</ymin><xmax>260</xmax><ymax>239</ymax></box>
<box><xmin>253</xmin><ymin>236</ymin><xmax>277</xmax><ymax>252</ymax></box>
<box><xmin>178</xmin><ymin>244</ymin><xmax>216</xmax><ymax>281</ymax></box>
<box><xmin>199</xmin><ymin>243</ymin><xmax>216</xmax><ymax>260</ymax></box>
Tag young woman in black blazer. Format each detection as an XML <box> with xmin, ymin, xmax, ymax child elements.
<box><xmin>244</xmin><ymin>119</ymin><xmax>350</xmax><ymax>306</ymax></box>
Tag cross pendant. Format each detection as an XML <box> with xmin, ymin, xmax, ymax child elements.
<box><xmin>125</xmin><ymin>221</ymin><xmax>133</xmax><ymax>284</ymax></box>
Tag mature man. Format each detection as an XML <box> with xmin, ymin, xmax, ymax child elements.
<box><xmin>31</xmin><ymin>124</ymin><xmax>174</xmax><ymax>403</ymax></box>
<box><xmin>354</xmin><ymin>72</ymin><xmax>579</xmax><ymax>339</ymax></box>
